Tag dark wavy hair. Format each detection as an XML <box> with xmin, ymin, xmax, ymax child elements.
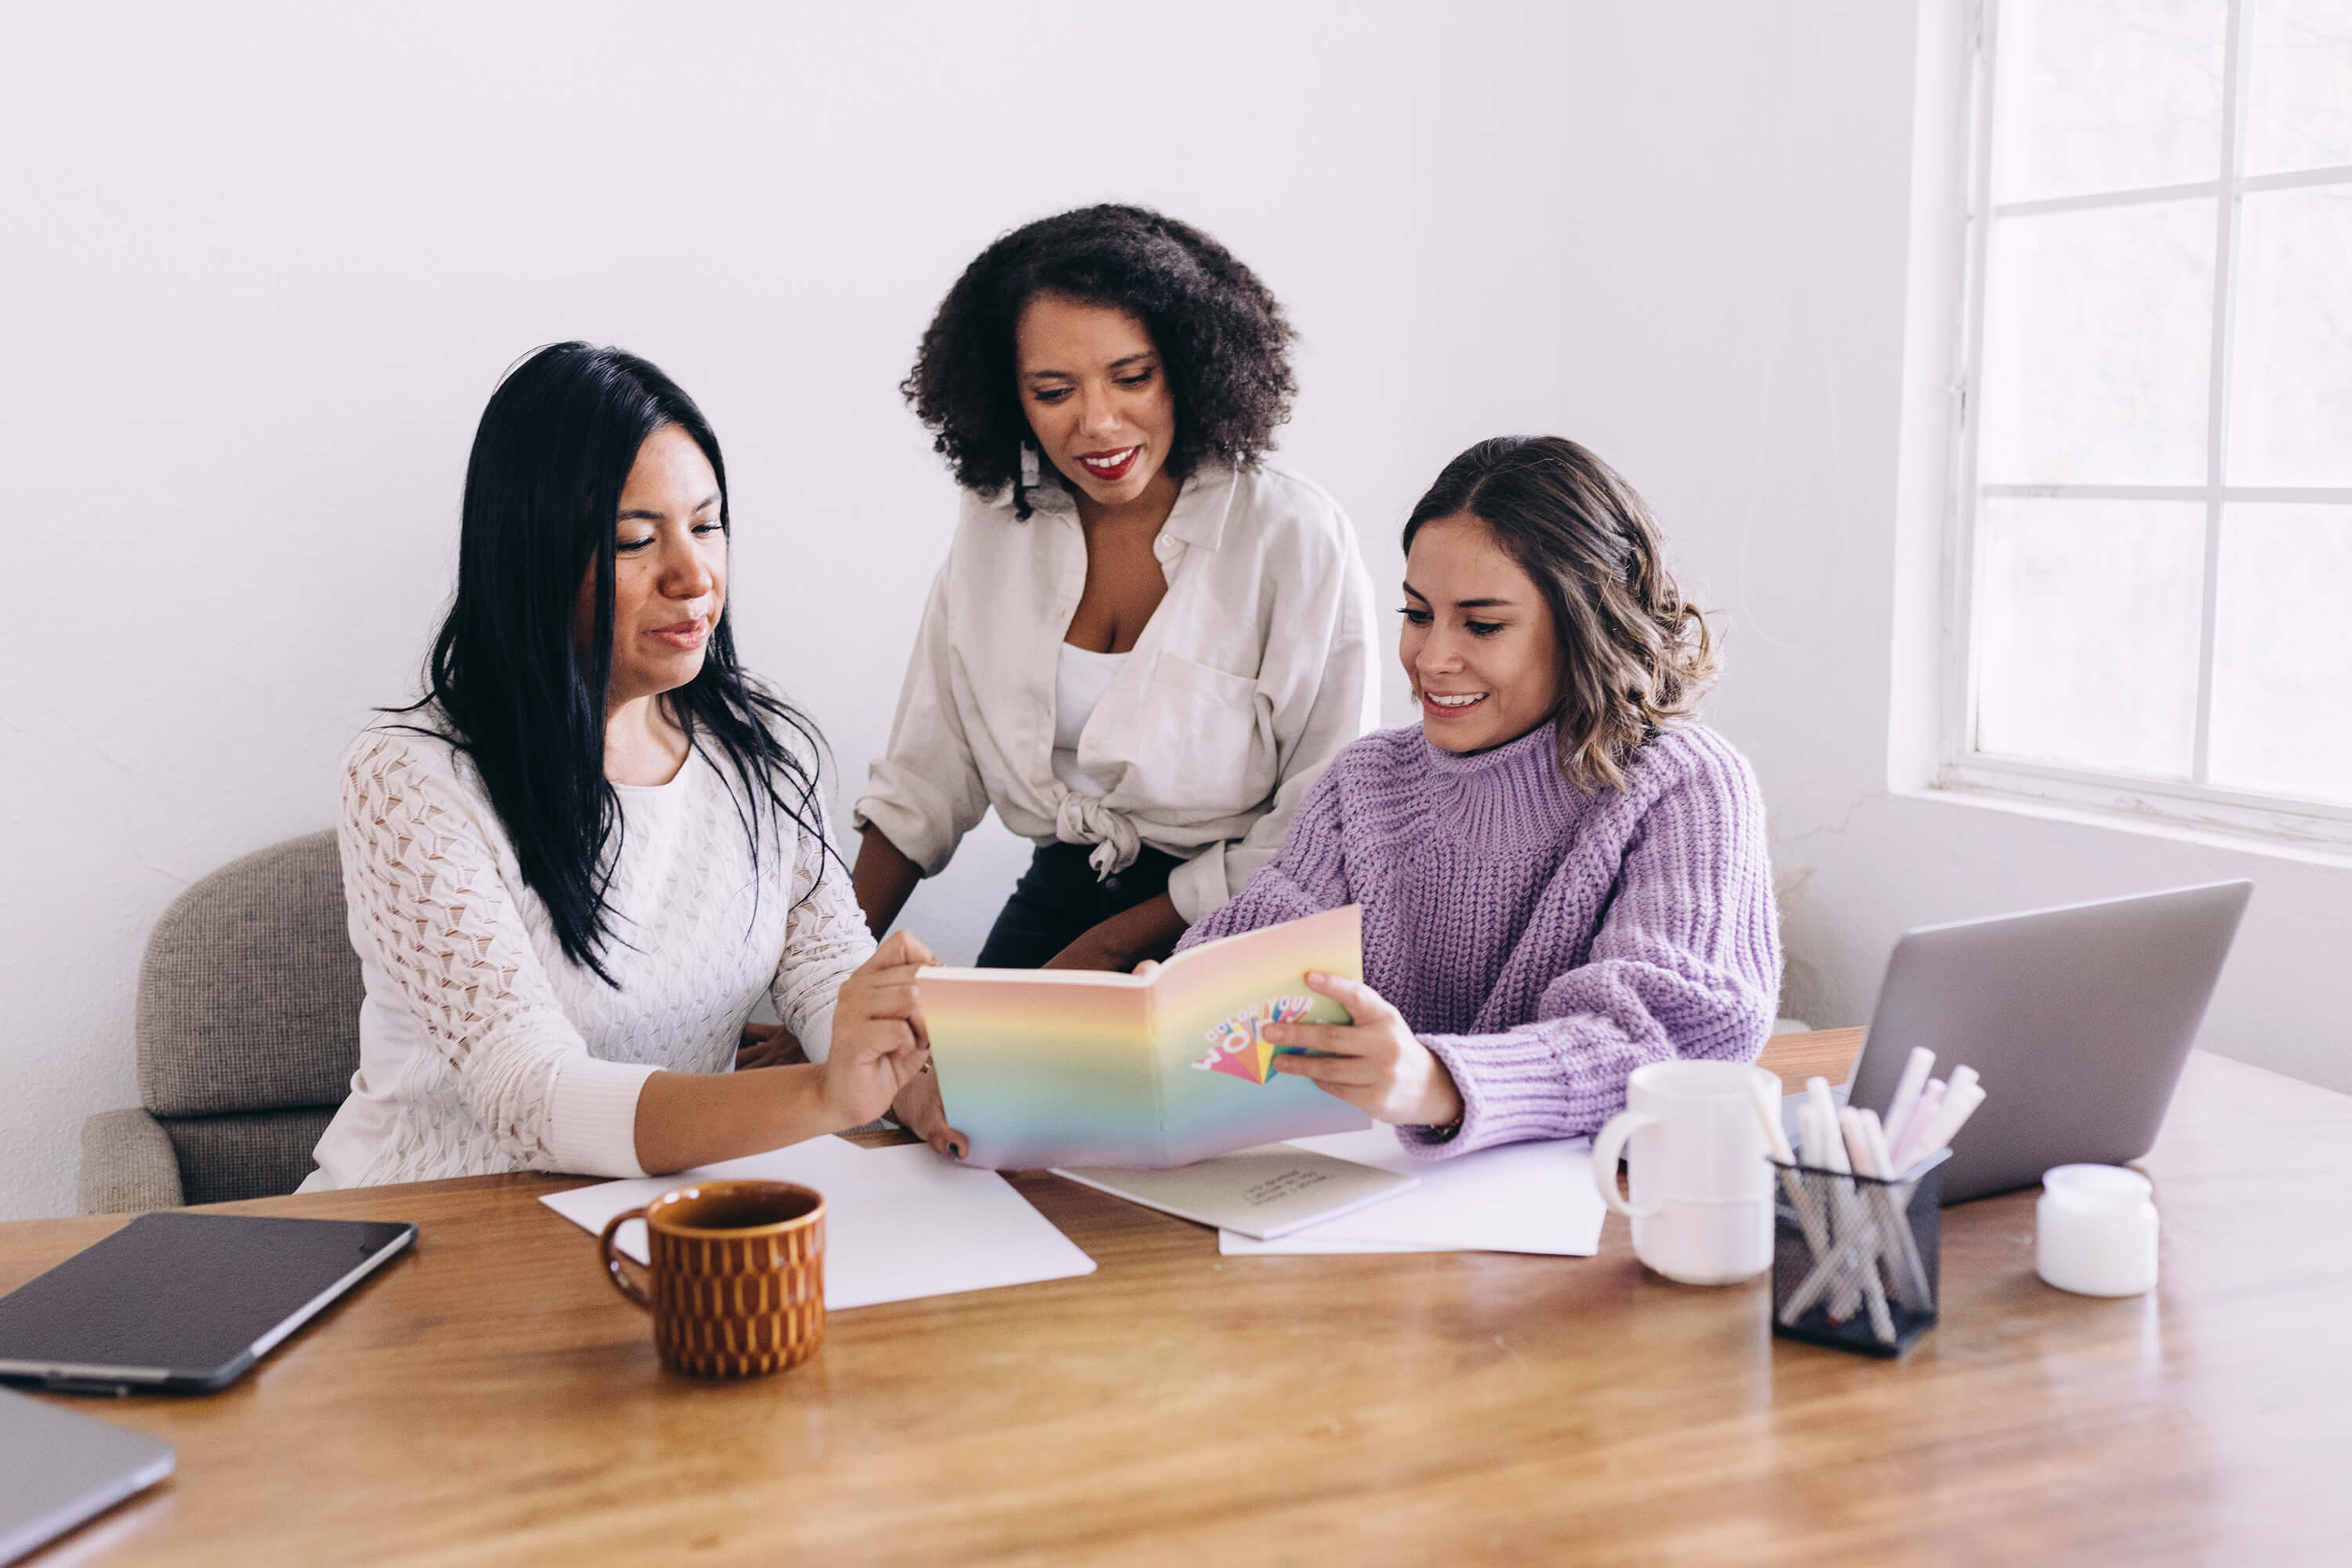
<box><xmin>1403</xmin><ymin>436</ymin><xmax>1720</xmax><ymax>792</ymax></box>
<box><xmin>403</xmin><ymin>343</ymin><xmax>831</xmax><ymax>985</ymax></box>
<box><xmin>902</xmin><ymin>204</ymin><xmax>1297</xmax><ymax>518</ymax></box>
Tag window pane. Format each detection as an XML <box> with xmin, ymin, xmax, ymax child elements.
<box><xmin>1993</xmin><ymin>0</ymin><xmax>2227</xmax><ymax>203</ymax></box>
<box><xmin>1980</xmin><ymin>201</ymin><xmax>2214</xmax><ymax>485</ymax></box>
<box><xmin>1974</xmin><ymin>499</ymin><xmax>2204</xmax><ymax>776</ymax></box>
<box><xmin>2244</xmin><ymin>0</ymin><xmax>2352</xmax><ymax>176</ymax></box>
<box><xmin>2210</xmin><ymin>505</ymin><xmax>2352</xmax><ymax>803</ymax></box>
<box><xmin>2228</xmin><ymin>185</ymin><xmax>2352</xmax><ymax>486</ymax></box>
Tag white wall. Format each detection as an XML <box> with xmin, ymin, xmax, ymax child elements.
<box><xmin>1778</xmin><ymin>0</ymin><xmax>2352</xmax><ymax>1100</ymax></box>
<box><xmin>4</xmin><ymin>2</ymin><xmax>2339</xmax><ymax>1221</ymax></box>
<box><xmin>0</xmin><ymin>0</ymin><xmax>1566</xmax><ymax>1219</ymax></box>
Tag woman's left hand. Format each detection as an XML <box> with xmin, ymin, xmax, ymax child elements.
<box><xmin>736</xmin><ymin>1021</ymin><xmax>806</xmax><ymax>1071</ymax></box>
<box><xmin>1262</xmin><ymin>971</ymin><xmax>1465</xmax><ymax>1128</ymax></box>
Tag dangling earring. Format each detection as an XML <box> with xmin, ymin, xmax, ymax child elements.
<box><xmin>1019</xmin><ymin>442</ymin><xmax>1041</xmax><ymax>488</ymax></box>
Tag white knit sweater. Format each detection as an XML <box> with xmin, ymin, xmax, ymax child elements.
<box><xmin>301</xmin><ymin>720</ymin><xmax>874</xmax><ymax>1189</ymax></box>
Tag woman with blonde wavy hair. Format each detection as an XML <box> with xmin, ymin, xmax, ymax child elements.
<box><xmin>1161</xmin><ymin>435</ymin><xmax>1780</xmax><ymax>1157</ymax></box>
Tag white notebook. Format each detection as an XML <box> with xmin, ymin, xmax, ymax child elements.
<box><xmin>1215</xmin><ymin>1128</ymin><xmax>1603</xmax><ymax>1257</ymax></box>
<box><xmin>541</xmin><ymin>1134</ymin><xmax>1095</xmax><ymax>1310</ymax></box>
<box><xmin>1054</xmin><ymin>1143</ymin><xmax>1417</xmax><ymax>1240</ymax></box>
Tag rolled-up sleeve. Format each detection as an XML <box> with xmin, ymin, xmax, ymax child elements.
<box><xmin>1167</xmin><ymin>511</ymin><xmax>1381</xmax><ymax>924</ymax></box>
<box><xmin>854</xmin><ymin>561</ymin><xmax>994</xmax><ymax>876</ymax></box>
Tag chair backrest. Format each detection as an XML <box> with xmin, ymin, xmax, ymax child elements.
<box><xmin>136</xmin><ymin>832</ymin><xmax>362</xmax><ymax>1118</ymax></box>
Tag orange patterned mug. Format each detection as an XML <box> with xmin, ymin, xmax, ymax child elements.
<box><xmin>599</xmin><ymin>1180</ymin><xmax>826</xmax><ymax>1378</ymax></box>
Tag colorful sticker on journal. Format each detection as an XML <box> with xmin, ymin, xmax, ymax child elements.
<box><xmin>1192</xmin><ymin>996</ymin><xmax>1317</xmax><ymax>1085</ymax></box>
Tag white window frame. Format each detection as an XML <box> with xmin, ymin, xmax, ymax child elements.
<box><xmin>1941</xmin><ymin>0</ymin><xmax>2352</xmax><ymax>855</ymax></box>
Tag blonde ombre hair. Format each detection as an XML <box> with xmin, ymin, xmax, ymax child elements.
<box><xmin>1402</xmin><ymin>436</ymin><xmax>1719</xmax><ymax>791</ymax></box>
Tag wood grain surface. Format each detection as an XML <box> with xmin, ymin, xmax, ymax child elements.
<box><xmin>8</xmin><ymin>1030</ymin><xmax>2349</xmax><ymax>1566</ymax></box>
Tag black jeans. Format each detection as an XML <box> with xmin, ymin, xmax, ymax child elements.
<box><xmin>974</xmin><ymin>842</ymin><xmax>1184</xmax><ymax>969</ymax></box>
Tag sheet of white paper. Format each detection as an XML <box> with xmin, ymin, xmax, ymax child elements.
<box><xmin>541</xmin><ymin>1136</ymin><xmax>1095</xmax><ymax>1310</ymax></box>
<box><xmin>1216</xmin><ymin>1127</ymin><xmax>1602</xmax><ymax>1257</ymax></box>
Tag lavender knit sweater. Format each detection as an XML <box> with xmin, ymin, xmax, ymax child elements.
<box><xmin>1174</xmin><ymin>719</ymin><xmax>1780</xmax><ymax>1159</ymax></box>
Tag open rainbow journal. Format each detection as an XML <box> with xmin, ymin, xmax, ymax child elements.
<box><xmin>920</xmin><ymin>905</ymin><xmax>1373</xmax><ymax>1170</ymax></box>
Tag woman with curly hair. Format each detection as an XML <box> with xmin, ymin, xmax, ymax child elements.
<box><xmin>850</xmin><ymin>205</ymin><xmax>1378</xmax><ymax>1143</ymax></box>
<box><xmin>1156</xmin><ymin>435</ymin><xmax>1780</xmax><ymax>1157</ymax></box>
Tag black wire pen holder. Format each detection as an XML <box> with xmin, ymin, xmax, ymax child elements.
<box><xmin>1768</xmin><ymin>1149</ymin><xmax>1949</xmax><ymax>1358</ymax></box>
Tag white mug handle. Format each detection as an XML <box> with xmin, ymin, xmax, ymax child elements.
<box><xmin>1590</xmin><ymin>1109</ymin><xmax>1664</xmax><ymax>1220</ymax></box>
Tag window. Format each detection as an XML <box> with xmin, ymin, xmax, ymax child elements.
<box><xmin>1948</xmin><ymin>0</ymin><xmax>2352</xmax><ymax>845</ymax></box>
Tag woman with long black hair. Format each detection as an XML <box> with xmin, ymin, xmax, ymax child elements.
<box><xmin>302</xmin><ymin>343</ymin><xmax>932</xmax><ymax>1189</ymax></box>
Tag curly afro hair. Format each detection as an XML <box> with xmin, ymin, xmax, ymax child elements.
<box><xmin>902</xmin><ymin>205</ymin><xmax>1297</xmax><ymax>517</ymax></box>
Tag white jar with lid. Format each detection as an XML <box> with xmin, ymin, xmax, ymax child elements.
<box><xmin>2035</xmin><ymin>1164</ymin><xmax>2159</xmax><ymax>1297</ymax></box>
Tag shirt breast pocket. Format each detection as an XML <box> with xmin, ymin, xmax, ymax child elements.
<box><xmin>1128</xmin><ymin>652</ymin><xmax>1276</xmax><ymax>817</ymax></box>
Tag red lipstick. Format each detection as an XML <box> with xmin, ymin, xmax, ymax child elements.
<box><xmin>1075</xmin><ymin>445</ymin><xmax>1141</xmax><ymax>485</ymax></box>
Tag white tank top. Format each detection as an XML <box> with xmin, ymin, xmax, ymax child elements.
<box><xmin>1052</xmin><ymin>642</ymin><xmax>1129</xmax><ymax>797</ymax></box>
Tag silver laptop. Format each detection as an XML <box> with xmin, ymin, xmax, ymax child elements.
<box><xmin>0</xmin><ymin>1386</ymin><xmax>174</xmax><ymax>1563</ymax></box>
<box><xmin>1808</xmin><ymin>880</ymin><xmax>2252</xmax><ymax>1204</ymax></box>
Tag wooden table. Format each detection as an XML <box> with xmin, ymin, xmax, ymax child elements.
<box><xmin>7</xmin><ymin>1031</ymin><xmax>2349</xmax><ymax>1566</ymax></box>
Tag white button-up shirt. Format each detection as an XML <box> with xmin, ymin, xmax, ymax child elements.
<box><xmin>855</xmin><ymin>461</ymin><xmax>1381</xmax><ymax>925</ymax></box>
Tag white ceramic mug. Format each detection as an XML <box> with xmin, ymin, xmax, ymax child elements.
<box><xmin>1590</xmin><ymin>1060</ymin><xmax>1780</xmax><ymax>1285</ymax></box>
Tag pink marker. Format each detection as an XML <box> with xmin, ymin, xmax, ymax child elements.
<box><xmin>1891</xmin><ymin>1079</ymin><xmax>1947</xmax><ymax>1173</ymax></box>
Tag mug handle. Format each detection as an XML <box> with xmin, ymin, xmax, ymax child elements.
<box><xmin>600</xmin><ymin>1208</ymin><xmax>652</xmax><ymax>1310</ymax></box>
<box><xmin>1590</xmin><ymin>1109</ymin><xmax>1664</xmax><ymax>1220</ymax></box>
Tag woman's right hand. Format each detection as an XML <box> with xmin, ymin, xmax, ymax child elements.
<box><xmin>890</xmin><ymin>1067</ymin><xmax>970</xmax><ymax>1160</ymax></box>
<box><xmin>817</xmin><ymin>930</ymin><xmax>938</xmax><ymax>1130</ymax></box>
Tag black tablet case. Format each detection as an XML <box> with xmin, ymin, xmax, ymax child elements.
<box><xmin>0</xmin><ymin>1211</ymin><xmax>414</xmax><ymax>1393</ymax></box>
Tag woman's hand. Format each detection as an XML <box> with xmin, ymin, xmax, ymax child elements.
<box><xmin>889</xmin><ymin>1066</ymin><xmax>970</xmax><ymax>1160</ymax></box>
<box><xmin>817</xmin><ymin>930</ymin><xmax>938</xmax><ymax>1130</ymax></box>
<box><xmin>1262</xmin><ymin>970</ymin><xmax>1465</xmax><ymax>1128</ymax></box>
<box><xmin>1043</xmin><ymin>893</ymin><xmax>1189</xmax><ymax>972</ymax></box>
<box><xmin>735</xmin><ymin>1021</ymin><xmax>806</xmax><ymax>1071</ymax></box>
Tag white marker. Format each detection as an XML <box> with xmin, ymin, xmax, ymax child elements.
<box><xmin>1808</xmin><ymin>1080</ymin><xmax>1852</xmax><ymax>1175</ymax></box>
<box><xmin>1804</xmin><ymin>1078</ymin><xmax>1845</xmax><ymax>1170</ymax></box>
<box><xmin>1890</xmin><ymin>1079</ymin><xmax>1947</xmax><ymax>1172</ymax></box>
<box><xmin>1882</xmin><ymin>1047</ymin><xmax>1936</xmax><ymax>1154</ymax></box>
<box><xmin>1748</xmin><ymin>1074</ymin><xmax>1796</xmax><ymax>1166</ymax></box>
<box><xmin>1838</xmin><ymin>1106</ymin><xmax>1879</xmax><ymax>1178</ymax></box>
<box><xmin>1860</xmin><ymin>1109</ymin><xmax>1898</xmax><ymax>1184</ymax></box>
<box><xmin>1901</xmin><ymin>1080</ymin><xmax>1987</xmax><ymax>1173</ymax></box>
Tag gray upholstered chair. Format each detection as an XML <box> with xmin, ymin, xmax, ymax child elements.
<box><xmin>78</xmin><ymin>832</ymin><xmax>361</xmax><ymax>1213</ymax></box>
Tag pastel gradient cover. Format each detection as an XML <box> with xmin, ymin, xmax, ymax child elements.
<box><xmin>919</xmin><ymin>906</ymin><xmax>1372</xmax><ymax>1169</ymax></box>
